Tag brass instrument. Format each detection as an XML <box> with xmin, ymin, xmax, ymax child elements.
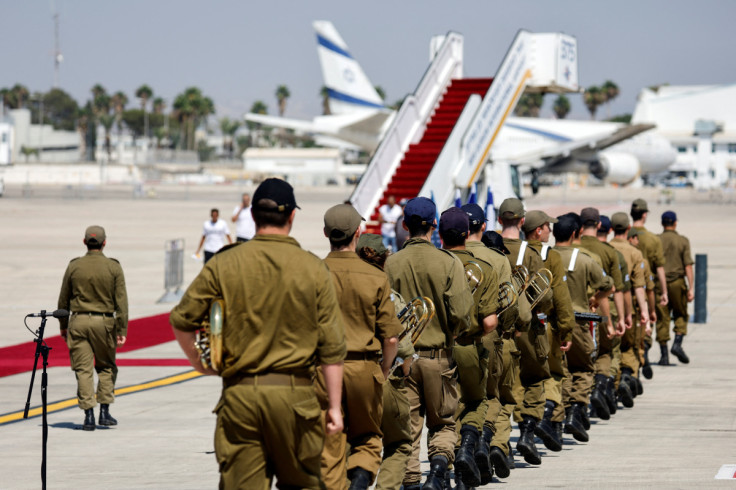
<box><xmin>496</xmin><ymin>281</ymin><xmax>519</xmax><ymax>315</ymax></box>
<box><xmin>511</xmin><ymin>265</ymin><xmax>530</xmax><ymax>294</ymax></box>
<box><xmin>194</xmin><ymin>299</ymin><xmax>224</xmax><ymax>372</ymax></box>
<box><xmin>525</xmin><ymin>268</ymin><xmax>553</xmax><ymax>309</ymax></box>
<box><xmin>464</xmin><ymin>261</ymin><xmax>484</xmax><ymax>294</ymax></box>
<box><xmin>397</xmin><ymin>296</ymin><xmax>436</xmax><ymax>345</ymax></box>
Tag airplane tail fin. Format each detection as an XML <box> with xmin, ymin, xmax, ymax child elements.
<box><xmin>313</xmin><ymin>20</ymin><xmax>385</xmax><ymax>115</ymax></box>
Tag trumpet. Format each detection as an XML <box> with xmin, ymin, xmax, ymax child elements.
<box><xmin>397</xmin><ymin>296</ymin><xmax>436</xmax><ymax>345</ymax></box>
<box><xmin>464</xmin><ymin>261</ymin><xmax>484</xmax><ymax>294</ymax></box>
<box><xmin>497</xmin><ymin>281</ymin><xmax>519</xmax><ymax>315</ymax></box>
<box><xmin>194</xmin><ymin>299</ymin><xmax>224</xmax><ymax>372</ymax></box>
<box><xmin>511</xmin><ymin>265</ymin><xmax>530</xmax><ymax>294</ymax></box>
<box><xmin>525</xmin><ymin>268</ymin><xmax>553</xmax><ymax>309</ymax></box>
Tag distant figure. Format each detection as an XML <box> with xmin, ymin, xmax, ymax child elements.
<box><xmin>231</xmin><ymin>193</ymin><xmax>256</xmax><ymax>242</ymax></box>
<box><xmin>195</xmin><ymin>208</ymin><xmax>232</xmax><ymax>263</ymax></box>
<box><xmin>379</xmin><ymin>195</ymin><xmax>403</xmax><ymax>252</ymax></box>
<box><xmin>394</xmin><ymin>198</ymin><xmax>410</xmax><ymax>250</ymax></box>
<box><xmin>57</xmin><ymin>225</ymin><xmax>128</xmax><ymax>431</ymax></box>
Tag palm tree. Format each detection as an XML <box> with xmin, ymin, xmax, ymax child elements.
<box><xmin>152</xmin><ymin>97</ymin><xmax>165</xmax><ymax>114</ymax></box>
<box><xmin>601</xmin><ymin>80</ymin><xmax>619</xmax><ymax>119</ymax></box>
<box><xmin>219</xmin><ymin>117</ymin><xmax>241</xmax><ymax>158</ymax></box>
<box><xmin>553</xmin><ymin>95</ymin><xmax>571</xmax><ymax>119</ymax></box>
<box><xmin>11</xmin><ymin>84</ymin><xmax>30</xmax><ymax>108</ymax></box>
<box><xmin>173</xmin><ymin>92</ymin><xmax>194</xmax><ymax>150</ymax></box>
<box><xmin>111</xmin><ymin>91</ymin><xmax>128</xmax><ymax>135</ymax></box>
<box><xmin>136</xmin><ymin>85</ymin><xmax>153</xmax><ymax>139</ymax></box>
<box><xmin>583</xmin><ymin>86</ymin><xmax>605</xmax><ymax>120</ymax></box>
<box><xmin>247</xmin><ymin>100</ymin><xmax>269</xmax><ymax>146</ymax></box>
<box><xmin>514</xmin><ymin>93</ymin><xmax>544</xmax><ymax>117</ymax></box>
<box><xmin>0</xmin><ymin>88</ymin><xmax>12</xmax><ymax>115</ymax></box>
<box><xmin>319</xmin><ymin>86</ymin><xmax>331</xmax><ymax>115</ymax></box>
<box><xmin>275</xmin><ymin>85</ymin><xmax>290</xmax><ymax>117</ymax></box>
<box><xmin>374</xmin><ymin>85</ymin><xmax>386</xmax><ymax>102</ymax></box>
<box><xmin>98</xmin><ymin>113</ymin><xmax>115</xmax><ymax>161</ymax></box>
<box><xmin>91</xmin><ymin>84</ymin><xmax>106</xmax><ymax>100</ymax></box>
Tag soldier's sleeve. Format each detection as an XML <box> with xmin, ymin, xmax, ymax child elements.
<box><xmin>630</xmin><ymin>250</ymin><xmax>646</xmax><ymax>289</ymax></box>
<box><xmin>375</xmin><ymin>275</ymin><xmax>404</xmax><ymax>340</ymax></box>
<box><xmin>588</xmin><ymin>259</ymin><xmax>608</xmax><ymax>292</ymax></box>
<box><xmin>682</xmin><ymin>236</ymin><xmax>694</xmax><ymax>266</ymax></box>
<box><xmin>57</xmin><ymin>263</ymin><xmax>73</xmax><ymax>331</ymax></box>
<box><xmin>608</xmin><ymin>249</ymin><xmax>625</xmax><ymax>293</ymax></box>
<box><xmin>549</xmin><ymin>252</ymin><xmax>575</xmax><ymax>342</ymax></box>
<box><xmin>653</xmin><ymin>235</ymin><xmax>666</xmax><ymax>268</ymax></box>
<box><xmin>444</xmin><ymin>257</ymin><xmax>473</xmax><ymax>338</ymax></box>
<box><xmin>113</xmin><ymin>262</ymin><xmax>128</xmax><ymax>337</ymax></box>
<box><xmin>477</xmin><ymin>264</ymin><xmax>499</xmax><ymax>319</ymax></box>
<box><xmin>643</xmin><ymin>259</ymin><xmax>655</xmax><ymax>291</ymax></box>
<box><xmin>170</xmin><ymin>263</ymin><xmax>221</xmax><ymax>333</ymax></box>
<box><xmin>315</xmin><ymin>263</ymin><xmax>347</xmax><ymax>365</ymax></box>
<box><xmin>617</xmin><ymin>251</ymin><xmax>631</xmax><ymax>293</ymax></box>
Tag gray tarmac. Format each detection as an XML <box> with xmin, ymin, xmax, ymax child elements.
<box><xmin>1</xmin><ymin>181</ymin><xmax>735</xmax><ymax>489</ymax></box>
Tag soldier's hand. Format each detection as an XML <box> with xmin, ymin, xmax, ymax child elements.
<box><xmin>687</xmin><ymin>289</ymin><xmax>695</xmax><ymax>302</ymax></box>
<box><xmin>560</xmin><ymin>341</ymin><xmax>571</xmax><ymax>352</ymax></box>
<box><xmin>606</xmin><ymin>322</ymin><xmax>616</xmax><ymax>339</ymax></box>
<box><xmin>625</xmin><ymin>314</ymin><xmax>633</xmax><ymax>330</ymax></box>
<box><xmin>659</xmin><ymin>292</ymin><xmax>669</xmax><ymax>306</ymax></box>
<box><xmin>616</xmin><ymin>318</ymin><xmax>626</xmax><ymax>336</ymax></box>
<box><xmin>649</xmin><ymin>310</ymin><xmax>657</xmax><ymax>324</ymax></box>
<box><xmin>639</xmin><ymin>312</ymin><xmax>648</xmax><ymax>327</ymax></box>
<box><xmin>117</xmin><ymin>335</ymin><xmax>126</xmax><ymax>346</ymax></box>
<box><xmin>325</xmin><ymin>407</ymin><xmax>343</xmax><ymax>435</ymax></box>
<box><xmin>645</xmin><ymin>322</ymin><xmax>652</xmax><ymax>337</ymax></box>
<box><xmin>60</xmin><ymin>329</ymin><xmax>68</xmax><ymax>341</ymax></box>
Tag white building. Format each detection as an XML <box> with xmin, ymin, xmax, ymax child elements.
<box><xmin>243</xmin><ymin>147</ymin><xmax>364</xmax><ymax>186</ymax></box>
<box><xmin>632</xmin><ymin>84</ymin><xmax>736</xmax><ymax>188</ymax></box>
<box><xmin>5</xmin><ymin>108</ymin><xmax>81</xmax><ymax>164</ymax></box>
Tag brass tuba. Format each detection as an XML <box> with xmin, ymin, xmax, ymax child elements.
<box><xmin>194</xmin><ymin>299</ymin><xmax>224</xmax><ymax>372</ymax></box>
<box><xmin>397</xmin><ymin>296</ymin><xmax>436</xmax><ymax>345</ymax></box>
<box><xmin>464</xmin><ymin>261</ymin><xmax>484</xmax><ymax>294</ymax></box>
<box><xmin>496</xmin><ymin>281</ymin><xmax>519</xmax><ymax>316</ymax></box>
<box><xmin>525</xmin><ymin>268</ymin><xmax>554</xmax><ymax>309</ymax></box>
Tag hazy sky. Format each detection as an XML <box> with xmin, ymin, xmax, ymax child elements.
<box><xmin>3</xmin><ymin>0</ymin><xmax>735</xmax><ymax>123</ymax></box>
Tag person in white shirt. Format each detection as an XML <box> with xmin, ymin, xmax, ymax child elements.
<box><xmin>195</xmin><ymin>208</ymin><xmax>232</xmax><ymax>263</ymax></box>
<box><xmin>231</xmin><ymin>193</ymin><xmax>256</xmax><ymax>242</ymax></box>
<box><xmin>379</xmin><ymin>195</ymin><xmax>403</xmax><ymax>252</ymax></box>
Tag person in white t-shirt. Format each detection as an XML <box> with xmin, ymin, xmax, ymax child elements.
<box><xmin>195</xmin><ymin>208</ymin><xmax>232</xmax><ymax>263</ymax></box>
<box><xmin>231</xmin><ymin>193</ymin><xmax>256</xmax><ymax>242</ymax></box>
<box><xmin>378</xmin><ymin>195</ymin><xmax>403</xmax><ymax>252</ymax></box>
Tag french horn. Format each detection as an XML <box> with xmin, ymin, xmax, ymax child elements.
<box><xmin>194</xmin><ymin>299</ymin><xmax>224</xmax><ymax>372</ymax></box>
<box><xmin>464</xmin><ymin>261</ymin><xmax>484</xmax><ymax>294</ymax></box>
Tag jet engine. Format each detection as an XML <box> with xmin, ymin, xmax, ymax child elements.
<box><xmin>589</xmin><ymin>152</ymin><xmax>641</xmax><ymax>185</ymax></box>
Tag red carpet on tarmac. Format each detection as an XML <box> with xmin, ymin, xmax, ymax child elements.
<box><xmin>0</xmin><ymin>313</ymin><xmax>190</xmax><ymax>378</ymax></box>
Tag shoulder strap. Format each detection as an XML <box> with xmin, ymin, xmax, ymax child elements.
<box><xmin>541</xmin><ymin>244</ymin><xmax>550</xmax><ymax>261</ymax></box>
<box><xmin>516</xmin><ymin>240</ymin><xmax>528</xmax><ymax>267</ymax></box>
<box><xmin>568</xmin><ymin>248</ymin><xmax>579</xmax><ymax>272</ymax></box>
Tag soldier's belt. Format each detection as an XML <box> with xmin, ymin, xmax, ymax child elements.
<box><xmin>574</xmin><ymin>312</ymin><xmax>603</xmax><ymax>323</ymax></box>
<box><xmin>229</xmin><ymin>372</ymin><xmax>312</xmax><ymax>387</ymax></box>
<box><xmin>73</xmin><ymin>311</ymin><xmax>113</xmax><ymax>317</ymax></box>
<box><xmin>414</xmin><ymin>348</ymin><xmax>452</xmax><ymax>359</ymax></box>
<box><xmin>344</xmin><ymin>351</ymin><xmax>381</xmax><ymax>362</ymax></box>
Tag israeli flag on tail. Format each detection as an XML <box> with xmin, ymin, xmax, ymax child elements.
<box><xmin>485</xmin><ymin>187</ymin><xmax>495</xmax><ymax>229</ymax></box>
<box><xmin>467</xmin><ymin>183</ymin><xmax>477</xmax><ymax>205</ymax></box>
<box><xmin>454</xmin><ymin>188</ymin><xmax>462</xmax><ymax>208</ymax></box>
<box><xmin>430</xmin><ymin>190</ymin><xmax>442</xmax><ymax>248</ymax></box>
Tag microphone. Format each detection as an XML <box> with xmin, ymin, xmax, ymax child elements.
<box><xmin>28</xmin><ymin>309</ymin><xmax>70</xmax><ymax>319</ymax></box>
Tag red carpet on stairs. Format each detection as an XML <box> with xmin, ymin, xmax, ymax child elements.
<box><xmin>0</xmin><ymin>313</ymin><xmax>189</xmax><ymax>378</ymax></box>
<box><xmin>366</xmin><ymin>78</ymin><xmax>493</xmax><ymax>234</ymax></box>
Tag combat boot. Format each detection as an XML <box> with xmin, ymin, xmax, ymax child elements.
<box><xmin>671</xmin><ymin>334</ymin><xmax>690</xmax><ymax>364</ymax></box>
<box><xmin>506</xmin><ymin>450</ymin><xmax>516</xmax><ymax>470</ymax></box>
<box><xmin>580</xmin><ymin>403</ymin><xmax>591</xmax><ymax>430</ymax></box>
<box><xmin>555</xmin><ymin>421</ymin><xmax>564</xmax><ymax>446</ymax></box>
<box><xmin>422</xmin><ymin>455</ymin><xmax>448</xmax><ymax>490</ymax></box>
<box><xmin>347</xmin><ymin>468</ymin><xmax>372</xmax><ymax>490</ymax></box>
<box><xmin>516</xmin><ymin>417</ymin><xmax>542</xmax><ymax>465</ymax></box>
<box><xmin>621</xmin><ymin>367</ymin><xmax>639</xmax><ymax>397</ymax></box>
<box><xmin>590</xmin><ymin>375</ymin><xmax>611</xmax><ymax>420</ymax></box>
<box><xmin>534</xmin><ymin>400</ymin><xmax>562</xmax><ymax>452</ymax></box>
<box><xmin>633</xmin><ymin>370</ymin><xmax>644</xmax><ymax>395</ymax></box>
<box><xmin>475</xmin><ymin>426</ymin><xmax>494</xmax><ymax>485</ymax></box>
<box><xmin>658</xmin><ymin>343</ymin><xmax>674</xmax><ymax>366</ymax></box>
<box><xmin>642</xmin><ymin>341</ymin><xmax>654</xmax><ymax>379</ymax></box>
<box><xmin>617</xmin><ymin>378</ymin><xmax>635</xmax><ymax>408</ymax></box>
<box><xmin>82</xmin><ymin>408</ymin><xmax>95</xmax><ymax>431</ymax></box>
<box><xmin>604</xmin><ymin>377</ymin><xmax>618</xmax><ymax>414</ymax></box>
<box><xmin>454</xmin><ymin>425</ymin><xmax>481</xmax><ymax>487</ymax></box>
<box><xmin>564</xmin><ymin>403</ymin><xmax>588</xmax><ymax>442</ymax></box>
<box><xmin>490</xmin><ymin>446</ymin><xmax>511</xmax><ymax>479</ymax></box>
<box><xmin>98</xmin><ymin>404</ymin><xmax>117</xmax><ymax>426</ymax></box>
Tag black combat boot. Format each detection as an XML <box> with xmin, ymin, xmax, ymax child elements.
<box><xmin>564</xmin><ymin>403</ymin><xmax>588</xmax><ymax>442</ymax></box>
<box><xmin>590</xmin><ymin>375</ymin><xmax>611</xmax><ymax>420</ymax></box>
<box><xmin>454</xmin><ymin>425</ymin><xmax>482</xmax><ymax>487</ymax></box>
<box><xmin>506</xmin><ymin>450</ymin><xmax>516</xmax><ymax>470</ymax></box>
<box><xmin>98</xmin><ymin>404</ymin><xmax>118</xmax><ymax>426</ymax></box>
<box><xmin>658</xmin><ymin>343</ymin><xmax>673</xmax><ymax>366</ymax></box>
<box><xmin>534</xmin><ymin>400</ymin><xmax>562</xmax><ymax>452</ymax></box>
<box><xmin>422</xmin><ymin>455</ymin><xmax>448</xmax><ymax>490</ymax></box>
<box><xmin>516</xmin><ymin>417</ymin><xmax>542</xmax><ymax>465</ymax></box>
<box><xmin>580</xmin><ymin>403</ymin><xmax>591</xmax><ymax>430</ymax></box>
<box><xmin>82</xmin><ymin>408</ymin><xmax>95</xmax><ymax>431</ymax></box>
<box><xmin>633</xmin><ymin>370</ymin><xmax>644</xmax><ymax>395</ymax></box>
<box><xmin>347</xmin><ymin>468</ymin><xmax>372</xmax><ymax>490</ymax></box>
<box><xmin>642</xmin><ymin>341</ymin><xmax>654</xmax><ymax>379</ymax></box>
<box><xmin>616</xmin><ymin>378</ymin><xmax>635</xmax><ymax>408</ymax></box>
<box><xmin>604</xmin><ymin>377</ymin><xmax>618</xmax><ymax>414</ymax></box>
<box><xmin>475</xmin><ymin>426</ymin><xmax>494</xmax><ymax>485</ymax></box>
<box><xmin>402</xmin><ymin>485</ymin><xmax>421</xmax><ymax>490</ymax></box>
<box><xmin>671</xmin><ymin>334</ymin><xmax>690</xmax><ymax>364</ymax></box>
<box><xmin>555</xmin><ymin>421</ymin><xmax>564</xmax><ymax>446</ymax></box>
<box><xmin>620</xmin><ymin>367</ymin><xmax>639</xmax><ymax>397</ymax></box>
<box><xmin>490</xmin><ymin>446</ymin><xmax>511</xmax><ymax>478</ymax></box>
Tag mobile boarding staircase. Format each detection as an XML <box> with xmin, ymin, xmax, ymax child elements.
<box><xmin>351</xmin><ymin>30</ymin><xmax>581</xmax><ymax>233</ymax></box>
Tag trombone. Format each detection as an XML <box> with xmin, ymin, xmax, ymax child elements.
<box><xmin>194</xmin><ymin>299</ymin><xmax>224</xmax><ymax>372</ymax></box>
<box><xmin>526</xmin><ymin>268</ymin><xmax>553</xmax><ymax>309</ymax></box>
<box><xmin>464</xmin><ymin>261</ymin><xmax>484</xmax><ymax>295</ymax></box>
<box><xmin>511</xmin><ymin>265</ymin><xmax>529</xmax><ymax>294</ymax></box>
<box><xmin>397</xmin><ymin>296</ymin><xmax>436</xmax><ymax>346</ymax></box>
<box><xmin>497</xmin><ymin>281</ymin><xmax>519</xmax><ymax>316</ymax></box>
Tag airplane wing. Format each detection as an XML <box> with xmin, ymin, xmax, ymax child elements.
<box><xmin>243</xmin><ymin>113</ymin><xmax>317</xmax><ymax>132</ymax></box>
<box><xmin>340</xmin><ymin>110</ymin><xmax>393</xmax><ymax>135</ymax></box>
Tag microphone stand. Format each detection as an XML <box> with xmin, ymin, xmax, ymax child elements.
<box><xmin>24</xmin><ymin>310</ymin><xmax>52</xmax><ymax>490</ymax></box>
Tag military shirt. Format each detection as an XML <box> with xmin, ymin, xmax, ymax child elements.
<box><xmin>466</xmin><ymin>240</ymin><xmax>518</xmax><ymax>331</ymax></box>
<box><xmin>385</xmin><ymin>238</ymin><xmax>473</xmax><ymax>349</ymax></box>
<box><xmin>58</xmin><ymin>250</ymin><xmax>128</xmax><ymax>336</ymax></box>
<box><xmin>633</xmin><ymin>226</ymin><xmax>666</xmax><ymax>270</ymax></box>
<box><xmin>324</xmin><ymin>251</ymin><xmax>403</xmax><ymax>353</ymax></box>
<box><xmin>503</xmin><ymin>238</ymin><xmax>554</xmax><ymax>315</ymax></box>
<box><xmin>529</xmin><ymin>240</ymin><xmax>576</xmax><ymax>341</ymax></box>
<box><xmin>659</xmin><ymin>230</ymin><xmax>694</xmax><ymax>282</ymax></box>
<box><xmin>447</xmin><ymin>249</ymin><xmax>499</xmax><ymax>339</ymax></box>
<box><xmin>580</xmin><ymin>235</ymin><xmax>625</xmax><ymax>293</ymax></box>
<box><xmin>555</xmin><ymin>245</ymin><xmax>609</xmax><ymax>314</ymax></box>
<box><xmin>170</xmin><ymin>235</ymin><xmax>346</xmax><ymax>379</ymax></box>
<box><xmin>610</xmin><ymin>238</ymin><xmax>646</xmax><ymax>289</ymax></box>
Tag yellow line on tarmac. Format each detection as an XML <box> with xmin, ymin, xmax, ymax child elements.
<box><xmin>0</xmin><ymin>370</ymin><xmax>202</xmax><ymax>426</ymax></box>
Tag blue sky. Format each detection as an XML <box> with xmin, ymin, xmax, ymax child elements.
<box><xmin>3</xmin><ymin>0</ymin><xmax>734</xmax><ymax>122</ymax></box>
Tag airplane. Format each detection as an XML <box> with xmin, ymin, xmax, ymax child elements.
<box><xmin>244</xmin><ymin>21</ymin><xmax>676</xmax><ymax>187</ymax></box>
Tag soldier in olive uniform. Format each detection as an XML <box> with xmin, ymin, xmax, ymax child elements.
<box><xmin>440</xmin><ymin>207</ymin><xmax>499</xmax><ymax>488</ymax></box>
<box><xmin>658</xmin><ymin>211</ymin><xmax>695</xmax><ymax>364</ymax></box>
<box><xmin>385</xmin><ymin>197</ymin><xmax>473</xmax><ymax>490</ymax></box>
<box><xmin>319</xmin><ymin>204</ymin><xmax>402</xmax><ymax>490</ymax></box>
<box><xmin>170</xmin><ymin>179</ymin><xmax>347</xmax><ymax>490</ymax></box>
<box><xmin>58</xmin><ymin>225</ymin><xmax>128</xmax><ymax>431</ymax></box>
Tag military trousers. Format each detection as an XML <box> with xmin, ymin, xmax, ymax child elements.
<box><xmin>620</xmin><ymin>318</ymin><xmax>642</xmax><ymax>374</ymax></box>
<box><xmin>647</xmin><ymin>288</ymin><xmax>664</xmax><ymax>346</ymax></box>
<box><xmin>453</xmin><ymin>340</ymin><xmax>490</xmax><ymax>432</ymax></box>
<box><xmin>658</xmin><ymin>277</ymin><xmax>690</xmax><ymax>341</ymax></box>
<box><xmin>512</xmin><ymin>321</ymin><xmax>550</xmax><ymax>422</ymax></box>
<box><xmin>594</xmin><ymin>318</ymin><xmax>613</xmax><ymax>376</ymax></box>
<box><xmin>317</xmin><ymin>359</ymin><xmax>384</xmax><ymax>490</ymax></box>
<box><xmin>564</xmin><ymin>321</ymin><xmax>595</xmax><ymax>406</ymax></box>
<box><xmin>376</xmin><ymin>375</ymin><xmax>412</xmax><ymax>490</ymax></box>
<box><xmin>403</xmin><ymin>353</ymin><xmax>458</xmax><ymax>486</ymax></box>
<box><xmin>542</xmin><ymin>326</ymin><xmax>567</xmax><ymax>422</ymax></box>
<box><xmin>214</xmin><ymin>383</ymin><xmax>323</xmax><ymax>490</ymax></box>
<box><xmin>66</xmin><ymin>313</ymin><xmax>118</xmax><ymax>410</ymax></box>
<box><xmin>486</xmin><ymin>335</ymin><xmax>519</xmax><ymax>456</ymax></box>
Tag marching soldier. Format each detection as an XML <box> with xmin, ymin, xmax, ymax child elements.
<box><xmin>170</xmin><ymin>178</ymin><xmax>347</xmax><ymax>489</ymax></box>
<box><xmin>385</xmin><ymin>197</ymin><xmax>473</xmax><ymax>490</ymax></box>
<box><xmin>319</xmin><ymin>204</ymin><xmax>402</xmax><ymax>490</ymax></box>
<box><xmin>658</xmin><ymin>211</ymin><xmax>695</xmax><ymax>364</ymax></box>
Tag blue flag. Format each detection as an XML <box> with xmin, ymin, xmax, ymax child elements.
<box><xmin>485</xmin><ymin>186</ymin><xmax>495</xmax><ymax>230</ymax></box>
<box><xmin>468</xmin><ymin>183</ymin><xmax>477</xmax><ymax>204</ymax></box>
<box><xmin>430</xmin><ymin>190</ymin><xmax>442</xmax><ymax>248</ymax></box>
<box><xmin>454</xmin><ymin>188</ymin><xmax>462</xmax><ymax>208</ymax></box>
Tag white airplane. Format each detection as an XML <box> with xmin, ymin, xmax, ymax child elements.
<box><xmin>245</xmin><ymin>21</ymin><xmax>676</xmax><ymax>186</ymax></box>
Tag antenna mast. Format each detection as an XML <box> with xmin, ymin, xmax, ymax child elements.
<box><xmin>53</xmin><ymin>10</ymin><xmax>62</xmax><ymax>88</ymax></box>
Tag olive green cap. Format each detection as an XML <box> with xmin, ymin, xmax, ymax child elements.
<box><xmin>611</xmin><ymin>212</ymin><xmax>630</xmax><ymax>232</ymax></box>
<box><xmin>522</xmin><ymin>210</ymin><xmax>558</xmax><ymax>234</ymax></box>
<box><xmin>627</xmin><ymin>228</ymin><xmax>639</xmax><ymax>239</ymax></box>
<box><xmin>84</xmin><ymin>225</ymin><xmax>106</xmax><ymax>244</ymax></box>
<box><xmin>323</xmin><ymin>204</ymin><xmax>364</xmax><ymax>241</ymax></box>
<box><xmin>499</xmin><ymin>198</ymin><xmax>525</xmax><ymax>219</ymax></box>
<box><xmin>357</xmin><ymin>233</ymin><xmax>386</xmax><ymax>254</ymax></box>
<box><xmin>631</xmin><ymin>198</ymin><xmax>649</xmax><ymax>212</ymax></box>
